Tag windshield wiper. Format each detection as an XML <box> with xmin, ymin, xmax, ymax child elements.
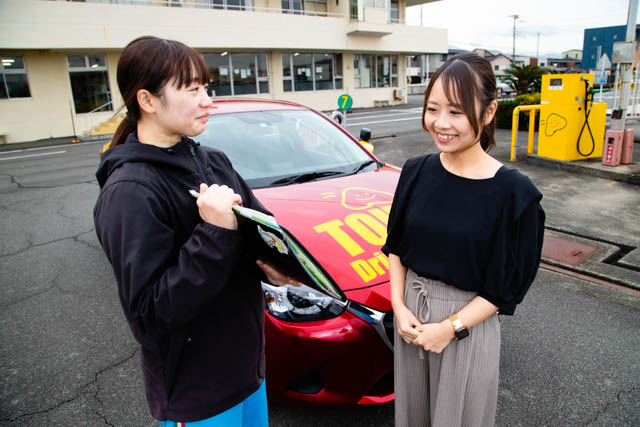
<box><xmin>270</xmin><ymin>171</ymin><xmax>343</xmax><ymax>186</ymax></box>
<box><xmin>351</xmin><ymin>160</ymin><xmax>381</xmax><ymax>174</ymax></box>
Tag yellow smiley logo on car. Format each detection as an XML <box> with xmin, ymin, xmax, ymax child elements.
<box><xmin>341</xmin><ymin>187</ymin><xmax>393</xmax><ymax>210</ymax></box>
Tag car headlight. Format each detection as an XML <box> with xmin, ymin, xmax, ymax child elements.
<box><xmin>262</xmin><ymin>282</ymin><xmax>346</xmax><ymax>322</ymax></box>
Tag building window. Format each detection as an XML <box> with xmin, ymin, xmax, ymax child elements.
<box><xmin>353</xmin><ymin>54</ymin><xmax>399</xmax><ymax>88</ymax></box>
<box><xmin>390</xmin><ymin>55</ymin><xmax>398</xmax><ymax>87</ymax></box>
<box><xmin>304</xmin><ymin>0</ymin><xmax>327</xmax><ymax>14</ymax></box>
<box><xmin>256</xmin><ymin>53</ymin><xmax>270</xmax><ymax>93</ymax></box>
<box><xmin>540</xmin><ymin>62</ymin><xmax>546</xmax><ymax>67</ymax></box>
<box><xmin>349</xmin><ymin>0</ymin><xmax>364</xmax><ymax>20</ymax></box>
<box><xmin>83</xmin><ymin>0</ymin><xmax>152</xmax><ymax>3</ymax></box>
<box><xmin>282</xmin><ymin>0</ymin><xmax>327</xmax><ymax>14</ymax></box>
<box><xmin>67</xmin><ymin>54</ymin><xmax>112</xmax><ymax>114</ymax></box>
<box><xmin>390</xmin><ymin>0</ymin><xmax>399</xmax><ymax>22</ymax></box>
<box><xmin>494</xmin><ymin>65</ymin><xmax>499</xmax><ymax>70</ymax></box>
<box><xmin>282</xmin><ymin>0</ymin><xmax>303</xmax><ymax>13</ymax></box>
<box><xmin>282</xmin><ymin>54</ymin><xmax>292</xmax><ymax>92</ymax></box>
<box><xmin>365</xmin><ymin>0</ymin><xmax>385</xmax><ymax>7</ymax></box>
<box><xmin>293</xmin><ymin>53</ymin><xmax>313</xmax><ymax>91</ymax></box>
<box><xmin>200</xmin><ymin>0</ymin><xmax>254</xmax><ymax>11</ymax></box>
<box><xmin>334</xmin><ymin>53</ymin><xmax>343</xmax><ymax>89</ymax></box>
<box><xmin>1</xmin><ymin>55</ymin><xmax>31</xmax><ymax>100</ymax></box>
<box><xmin>204</xmin><ymin>53</ymin><xmax>269</xmax><ymax>96</ymax></box>
<box><xmin>315</xmin><ymin>54</ymin><xmax>334</xmax><ymax>90</ymax></box>
<box><xmin>282</xmin><ymin>53</ymin><xmax>342</xmax><ymax>92</ymax></box>
<box><xmin>375</xmin><ymin>55</ymin><xmax>389</xmax><ymax>87</ymax></box>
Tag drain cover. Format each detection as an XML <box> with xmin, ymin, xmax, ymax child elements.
<box><xmin>542</xmin><ymin>234</ymin><xmax>600</xmax><ymax>266</ymax></box>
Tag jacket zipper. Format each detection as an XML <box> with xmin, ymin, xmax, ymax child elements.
<box><xmin>186</xmin><ymin>141</ymin><xmax>208</xmax><ymax>185</ymax></box>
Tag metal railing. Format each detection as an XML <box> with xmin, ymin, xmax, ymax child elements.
<box><xmin>79</xmin><ymin>0</ymin><xmax>344</xmax><ymax>18</ymax></box>
<box><xmin>83</xmin><ymin>101</ymin><xmax>117</xmax><ymax>137</ymax></box>
<box><xmin>510</xmin><ymin>105</ymin><xmax>541</xmax><ymax>161</ymax></box>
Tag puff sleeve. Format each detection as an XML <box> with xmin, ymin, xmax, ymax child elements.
<box><xmin>478</xmin><ymin>176</ymin><xmax>545</xmax><ymax>315</ymax></box>
<box><xmin>381</xmin><ymin>155</ymin><xmax>426</xmax><ymax>258</ymax></box>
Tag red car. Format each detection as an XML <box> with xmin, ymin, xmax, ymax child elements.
<box><xmin>195</xmin><ymin>99</ymin><xmax>400</xmax><ymax>405</ymax></box>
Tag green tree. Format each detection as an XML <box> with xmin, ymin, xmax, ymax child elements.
<box><xmin>503</xmin><ymin>64</ymin><xmax>546</xmax><ymax>95</ymax></box>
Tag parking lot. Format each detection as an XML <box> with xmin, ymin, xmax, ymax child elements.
<box><xmin>1</xmin><ymin>103</ymin><xmax>639</xmax><ymax>426</ymax></box>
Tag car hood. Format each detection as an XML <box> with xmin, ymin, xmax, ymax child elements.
<box><xmin>254</xmin><ymin>165</ymin><xmax>400</xmax><ymax>304</ymax></box>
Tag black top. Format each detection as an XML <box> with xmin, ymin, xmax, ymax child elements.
<box><xmin>94</xmin><ymin>133</ymin><xmax>268</xmax><ymax>422</ymax></box>
<box><xmin>382</xmin><ymin>154</ymin><xmax>545</xmax><ymax>315</ymax></box>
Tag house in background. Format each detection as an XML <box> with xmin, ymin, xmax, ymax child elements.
<box><xmin>471</xmin><ymin>48</ymin><xmax>500</xmax><ymax>59</ymax></box>
<box><xmin>0</xmin><ymin>0</ymin><xmax>447</xmax><ymax>144</ymax></box>
<box><xmin>545</xmin><ymin>57</ymin><xmax>582</xmax><ymax>72</ymax></box>
<box><xmin>529</xmin><ymin>57</ymin><xmax>548</xmax><ymax>68</ymax></box>
<box><xmin>488</xmin><ymin>53</ymin><xmax>514</xmax><ymax>79</ymax></box>
<box><xmin>563</xmin><ymin>49</ymin><xmax>583</xmax><ymax>60</ymax></box>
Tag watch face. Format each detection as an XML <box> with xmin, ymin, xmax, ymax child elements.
<box><xmin>455</xmin><ymin>326</ymin><xmax>469</xmax><ymax>340</ymax></box>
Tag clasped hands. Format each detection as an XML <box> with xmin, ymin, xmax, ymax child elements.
<box><xmin>394</xmin><ymin>304</ymin><xmax>455</xmax><ymax>354</ymax></box>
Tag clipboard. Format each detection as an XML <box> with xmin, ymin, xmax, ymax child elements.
<box><xmin>232</xmin><ymin>205</ymin><xmax>346</xmax><ymax>302</ymax></box>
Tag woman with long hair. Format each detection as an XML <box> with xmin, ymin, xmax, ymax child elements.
<box><xmin>383</xmin><ymin>53</ymin><xmax>545</xmax><ymax>426</ymax></box>
<box><xmin>94</xmin><ymin>36</ymin><xmax>284</xmax><ymax>426</ymax></box>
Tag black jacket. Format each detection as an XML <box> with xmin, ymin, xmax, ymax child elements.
<box><xmin>94</xmin><ymin>133</ymin><xmax>267</xmax><ymax>422</ymax></box>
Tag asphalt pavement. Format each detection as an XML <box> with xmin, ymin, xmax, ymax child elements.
<box><xmin>0</xmin><ymin>102</ymin><xmax>639</xmax><ymax>426</ymax></box>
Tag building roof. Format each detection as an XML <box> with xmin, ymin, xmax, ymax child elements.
<box><xmin>487</xmin><ymin>53</ymin><xmax>512</xmax><ymax>61</ymax></box>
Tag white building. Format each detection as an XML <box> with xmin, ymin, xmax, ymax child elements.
<box><xmin>487</xmin><ymin>54</ymin><xmax>513</xmax><ymax>76</ymax></box>
<box><xmin>0</xmin><ymin>0</ymin><xmax>447</xmax><ymax>144</ymax></box>
<box><xmin>563</xmin><ymin>49</ymin><xmax>583</xmax><ymax>60</ymax></box>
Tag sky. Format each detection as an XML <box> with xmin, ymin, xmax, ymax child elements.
<box><xmin>406</xmin><ymin>0</ymin><xmax>639</xmax><ymax>58</ymax></box>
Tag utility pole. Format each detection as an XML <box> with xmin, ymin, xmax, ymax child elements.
<box><xmin>511</xmin><ymin>14</ymin><xmax>519</xmax><ymax>65</ymax></box>
<box><xmin>536</xmin><ymin>32</ymin><xmax>541</xmax><ymax>62</ymax></box>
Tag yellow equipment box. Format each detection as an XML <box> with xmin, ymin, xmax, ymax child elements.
<box><xmin>537</xmin><ymin>74</ymin><xmax>607</xmax><ymax>161</ymax></box>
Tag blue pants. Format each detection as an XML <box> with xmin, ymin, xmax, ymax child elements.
<box><xmin>158</xmin><ymin>380</ymin><xmax>268</xmax><ymax>427</ymax></box>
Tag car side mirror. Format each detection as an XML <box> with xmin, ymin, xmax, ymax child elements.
<box><xmin>360</xmin><ymin>128</ymin><xmax>371</xmax><ymax>142</ymax></box>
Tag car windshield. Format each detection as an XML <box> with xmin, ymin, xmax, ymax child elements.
<box><xmin>194</xmin><ymin>109</ymin><xmax>374</xmax><ymax>188</ymax></box>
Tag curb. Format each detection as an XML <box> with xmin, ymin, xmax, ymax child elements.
<box><xmin>525</xmin><ymin>154</ymin><xmax>640</xmax><ymax>186</ymax></box>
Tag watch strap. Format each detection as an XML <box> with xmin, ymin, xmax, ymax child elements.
<box><xmin>448</xmin><ymin>314</ymin><xmax>469</xmax><ymax>340</ymax></box>
<box><xmin>448</xmin><ymin>314</ymin><xmax>464</xmax><ymax>329</ymax></box>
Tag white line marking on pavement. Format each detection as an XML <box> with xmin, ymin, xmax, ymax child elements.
<box><xmin>0</xmin><ymin>140</ymin><xmax>105</xmax><ymax>155</ymax></box>
<box><xmin>346</xmin><ymin>109</ymin><xmax>419</xmax><ymax>117</ymax></box>
<box><xmin>393</xmin><ymin>108</ymin><xmax>423</xmax><ymax>112</ymax></box>
<box><xmin>0</xmin><ymin>151</ymin><xmax>67</xmax><ymax>161</ymax></box>
<box><xmin>345</xmin><ymin>112</ymin><xmax>422</xmax><ymax>121</ymax></box>
<box><xmin>347</xmin><ymin>116</ymin><xmax>421</xmax><ymax>126</ymax></box>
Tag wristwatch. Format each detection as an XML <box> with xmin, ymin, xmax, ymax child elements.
<box><xmin>448</xmin><ymin>314</ymin><xmax>469</xmax><ymax>340</ymax></box>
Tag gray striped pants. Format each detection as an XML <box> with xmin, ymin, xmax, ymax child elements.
<box><xmin>394</xmin><ymin>269</ymin><xmax>500</xmax><ymax>427</ymax></box>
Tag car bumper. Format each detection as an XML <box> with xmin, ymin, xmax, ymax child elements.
<box><xmin>264</xmin><ymin>308</ymin><xmax>394</xmax><ymax>405</ymax></box>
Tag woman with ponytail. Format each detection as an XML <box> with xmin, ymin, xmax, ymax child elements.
<box><xmin>94</xmin><ymin>36</ymin><xmax>286</xmax><ymax>426</ymax></box>
<box><xmin>383</xmin><ymin>53</ymin><xmax>545</xmax><ymax>426</ymax></box>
